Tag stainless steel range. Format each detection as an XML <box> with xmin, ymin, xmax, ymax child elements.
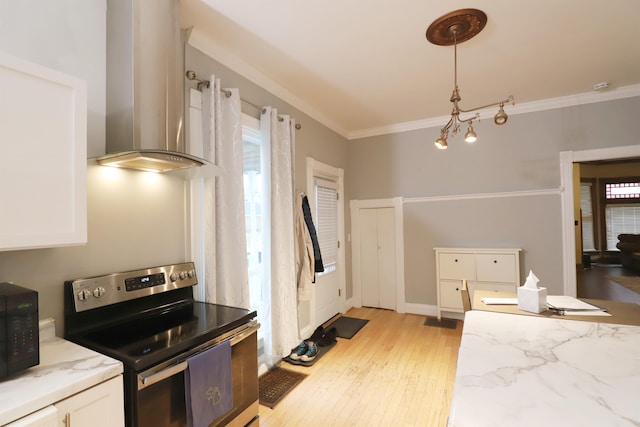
<box><xmin>64</xmin><ymin>262</ymin><xmax>259</xmax><ymax>427</ymax></box>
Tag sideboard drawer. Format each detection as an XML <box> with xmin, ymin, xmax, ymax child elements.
<box><xmin>476</xmin><ymin>254</ymin><xmax>517</xmax><ymax>283</ymax></box>
<box><xmin>439</xmin><ymin>253</ymin><xmax>475</xmax><ymax>280</ymax></box>
<box><xmin>440</xmin><ymin>280</ymin><xmax>464</xmax><ymax>310</ymax></box>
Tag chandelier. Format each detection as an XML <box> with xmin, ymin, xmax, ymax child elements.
<box><xmin>426</xmin><ymin>9</ymin><xmax>514</xmax><ymax>149</ymax></box>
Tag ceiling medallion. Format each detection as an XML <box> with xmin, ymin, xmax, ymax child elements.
<box><xmin>426</xmin><ymin>9</ymin><xmax>514</xmax><ymax>149</ymax></box>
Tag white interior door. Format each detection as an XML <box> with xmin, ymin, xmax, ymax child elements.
<box><xmin>376</xmin><ymin>208</ymin><xmax>396</xmax><ymax>310</ymax></box>
<box><xmin>360</xmin><ymin>209</ymin><xmax>380</xmax><ymax>307</ymax></box>
<box><xmin>359</xmin><ymin>207</ymin><xmax>396</xmax><ymax>310</ymax></box>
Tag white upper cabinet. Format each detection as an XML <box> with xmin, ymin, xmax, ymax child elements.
<box><xmin>0</xmin><ymin>52</ymin><xmax>87</xmax><ymax>251</ymax></box>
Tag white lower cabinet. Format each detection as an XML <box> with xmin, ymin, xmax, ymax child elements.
<box><xmin>4</xmin><ymin>406</ymin><xmax>58</xmax><ymax>427</ymax></box>
<box><xmin>435</xmin><ymin>248</ymin><xmax>522</xmax><ymax>319</ymax></box>
<box><xmin>54</xmin><ymin>376</ymin><xmax>124</xmax><ymax>427</ymax></box>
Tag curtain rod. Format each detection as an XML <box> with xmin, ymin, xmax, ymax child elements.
<box><xmin>186</xmin><ymin>70</ymin><xmax>301</xmax><ymax>129</ymax></box>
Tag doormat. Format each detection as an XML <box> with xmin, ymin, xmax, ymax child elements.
<box><xmin>283</xmin><ymin>340</ymin><xmax>337</xmax><ymax>367</ymax></box>
<box><xmin>259</xmin><ymin>367</ymin><xmax>307</xmax><ymax>409</ymax></box>
<box><xmin>424</xmin><ymin>317</ymin><xmax>458</xmax><ymax>329</ymax></box>
<box><xmin>324</xmin><ymin>316</ymin><xmax>369</xmax><ymax>339</ymax></box>
<box><xmin>607</xmin><ymin>275</ymin><xmax>640</xmax><ymax>295</ymax></box>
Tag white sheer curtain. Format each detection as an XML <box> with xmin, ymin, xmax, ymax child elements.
<box><xmin>200</xmin><ymin>75</ymin><xmax>250</xmax><ymax>308</ymax></box>
<box><xmin>260</xmin><ymin>106</ymin><xmax>300</xmax><ymax>368</ymax></box>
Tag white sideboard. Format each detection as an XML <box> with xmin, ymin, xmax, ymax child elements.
<box><xmin>434</xmin><ymin>247</ymin><xmax>521</xmax><ymax>319</ymax></box>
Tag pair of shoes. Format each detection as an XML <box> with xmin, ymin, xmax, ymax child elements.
<box><xmin>300</xmin><ymin>341</ymin><xmax>318</xmax><ymax>362</ymax></box>
<box><xmin>308</xmin><ymin>326</ymin><xmax>325</xmax><ymax>342</ymax></box>
<box><xmin>289</xmin><ymin>341</ymin><xmax>308</xmax><ymax>360</ymax></box>
<box><xmin>289</xmin><ymin>340</ymin><xmax>320</xmax><ymax>362</ymax></box>
<box><xmin>318</xmin><ymin>327</ymin><xmax>337</xmax><ymax>347</ymax></box>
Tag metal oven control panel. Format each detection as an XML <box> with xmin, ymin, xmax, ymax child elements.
<box><xmin>67</xmin><ymin>262</ymin><xmax>198</xmax><ymax>312</ymax></box>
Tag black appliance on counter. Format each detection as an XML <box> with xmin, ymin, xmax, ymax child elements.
<box><xmin>0</xmin><ymin>282</ymin><xmax>39</xmax><ymax>379</ymax></box>
<box><xmin>64</xmin><ymin>262</ymin><xmax>259</xmax><ymax>427</ymax></box>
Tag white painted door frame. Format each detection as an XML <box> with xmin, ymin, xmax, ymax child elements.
<box><xmin>306</xmin><ymin>157</ymin><xmax>346</xmax><ymax>328</ymax></box>
<box><xmin>560</xmin><ymin>144</ymin><xmax>640</xmax><ymax>296</ymax></box>
<box><xmin>350</xmin><ymin>197</ymin><xmax>406</xmax><ymax>313</ymax></box>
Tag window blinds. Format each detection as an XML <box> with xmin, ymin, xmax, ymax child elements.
<box><xmin>314</xmin><ymin>177</ymin><xmax>338</xmax><ymax>273</ymax></box>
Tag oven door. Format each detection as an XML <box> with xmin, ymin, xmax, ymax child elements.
<box><xmin>133</xmin><ymin>321</ymin><xmax>259</xmax><ymax>427</ymax></box>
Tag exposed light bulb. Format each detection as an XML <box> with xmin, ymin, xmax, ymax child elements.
<box><xmin>435</xmin><ymin>135</ymin><xmax>448</xmax><ymax>149</ymax></box>
<box><xmin>494</xmin><ymin>104</ymin><xmax>508</xmax><ymax>125</ymax></box>
<box><xmin>464</xmin><ymin>125</ymin><xmax>477</xmax><ymax>143</ymax></box>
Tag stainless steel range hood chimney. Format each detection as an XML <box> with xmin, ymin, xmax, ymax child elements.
<box><xmin>99</xmin><ymin>0</ymin><xmax>219</xmax><ymax>177</ymax></box>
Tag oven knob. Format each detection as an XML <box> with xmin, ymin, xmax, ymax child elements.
<box><xmin>77</xmin><ymin>289</ymin><xmax>92</xmax><ymax>301</ymax></box>
<box><xmin>93</xmin><ymin>286</ymin><xmax>106</xmax><ymax>298</ymax></box>
<box><xmin>188</xmin><ymin>270</ymin><xmax>195</xmax><ymax>278</ymax></box>
<box><xmin>170</xmin><ymin>273</ymin><xmax>179</xmax><ymax>282</ymax></box>
<box><xmin>179</xmin><ymin>271</ymin><xmax>187</xmax><ymax>280</ymax></box>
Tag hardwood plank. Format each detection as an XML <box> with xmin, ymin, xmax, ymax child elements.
<box><xmin>258</xmin><ymin>308</ymin><xmax>462</xmax><ymax>426</ymax></box>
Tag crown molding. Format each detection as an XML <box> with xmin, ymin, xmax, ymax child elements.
<box><xmin>349</xmin><ymin>84</ymin><xmax>640</xmax><ymax>140</ymax></box>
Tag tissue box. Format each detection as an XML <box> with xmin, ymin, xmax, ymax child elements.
<box><xmin>517</xmin><ymin>286</ymin><xmax>547</xmax><ymax>313</ymax></box>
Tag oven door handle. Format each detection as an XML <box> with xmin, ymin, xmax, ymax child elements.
<box><xmin>138</xmin><ymin>321</ymin><xmax>260</xmax><ymax>390</ymax></box>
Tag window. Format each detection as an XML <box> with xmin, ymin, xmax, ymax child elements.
<box><xmin>314</xmin><ymin>177</ymin><xmax>338</xmax><ymax>275</ymax></box>
<box><xmin>604</xmin><ymin>181</ymin><xmax>640</xmax><ymax>250</ymax></box>
<box><xmin>580</xmin><ymin>182</ymin><xmax>596</xmax><ymax>251</ymax></box>
<box><xmin>242</xmin><ymin>115</ymin><xmax>265</xmax><ymax>336</ymax></box>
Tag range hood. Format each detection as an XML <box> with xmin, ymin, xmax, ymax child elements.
<box><xmin>99</xmin><ymin>0</ymin><xmax>220</xmax><ymax>177</ymax></box>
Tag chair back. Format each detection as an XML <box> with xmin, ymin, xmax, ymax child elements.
<box><xmin>461</xmin><ymin>280</ymin><xmax>472</xmax><ymax>312</ymax></box>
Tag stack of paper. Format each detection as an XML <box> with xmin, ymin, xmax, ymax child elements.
<box><xmin>546</xmin><ymin>296</ymin><xmax>611</xmax><ymax>316</ymax></box>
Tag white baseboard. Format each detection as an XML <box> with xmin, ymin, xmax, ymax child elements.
<box><xmin>343</xmin><ymin>297</ymin><xmax>354</xmax><ymax>313</ymax></box>
<box><xmin>403</xmin><ymin>303</ymin><xmax>465</xmax><ymax>320</ymax></box>
<box><xmin>344</xmin><ymin>299</ymin><xmax>465</xmax><ymax>321</ymax></box>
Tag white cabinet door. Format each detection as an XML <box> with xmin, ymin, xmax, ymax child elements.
<box><xmin>55</xmin><ymin>376</ymin><xmax>124</xmax><ymax>427</ymax></box>
<box><xmin>0</xmin><ymin>52</ymin><xmax>86</xmax><ymax>251</ymax></box>
<box><xmin>359</xmin><ymin>207</ymin><xmax>396</xmax><ymax>310</ymax></box>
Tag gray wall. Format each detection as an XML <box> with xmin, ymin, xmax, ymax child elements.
<box><xmin>348</xmin><ymin>96</ymin><xmax>640</xmax><ymax>304</ymax></box>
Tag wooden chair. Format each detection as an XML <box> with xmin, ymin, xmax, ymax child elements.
<box><xmin>460</xmin><ymin>280</ymin><xmax>472</xmax><ymax>312</ymax></box>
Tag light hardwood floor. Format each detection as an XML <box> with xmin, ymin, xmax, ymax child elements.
<box><xmin>258</xmin><ymin>307</ymin><xmax>463</xmax><ymax>427</ymax></box>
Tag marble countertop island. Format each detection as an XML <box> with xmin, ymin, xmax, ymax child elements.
<box><xmin>449</xmin><ymin>310</ymin><xmax>640</xmax><ymax>427</ymax></box>
<box><xmin>0</xmin><ymin>319</ymin><xmax>123</xmax><ymax>425</ymax></box>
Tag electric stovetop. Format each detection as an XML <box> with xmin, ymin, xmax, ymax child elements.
<box><xmin>70</xmin><ymin>302</ymin><xmax>256</xmax><ymax>372</ymax></box>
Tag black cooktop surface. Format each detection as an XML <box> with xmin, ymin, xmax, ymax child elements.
<box><xmin>69</xmin><ymin>302</ymin><xmax>255</xmax><ymax>371</ymax></box>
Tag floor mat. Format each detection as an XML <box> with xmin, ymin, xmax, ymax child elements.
<box><xmin>324</xmin><ymin>316</ymin><xmax>369</xmax><ymax>339</ymax></box>
<box><xmin>283</xmin><ymin>340</ymin><xmax>337</xmax><ymax>367</ymax></box>
<box><xmin>259</xmin><ymin>367</ymin><xmax>307</xmax><ymax>409</ymax></box>
<box><xmin>424</xmin><ymin>317</ymin><xmax>458</xmax><ymax>329</ymax></box>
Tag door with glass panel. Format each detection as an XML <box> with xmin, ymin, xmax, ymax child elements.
<box><xmin>313</xmin><ymin>177</ymin><xmax>341</xmax><ymax>324</ymax></box>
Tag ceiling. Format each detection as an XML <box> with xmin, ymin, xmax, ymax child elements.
<box><xmin>181</xmin><ymin>0</ymin><xmax>640</xmax><ymax>140</ymax></box>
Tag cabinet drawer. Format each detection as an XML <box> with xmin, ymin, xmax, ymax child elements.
<box><xmin>439</xmin><ymin>253</ymin><xmax>475</xmax><ymax>280</ymax></box>
<box><xmin>476</xmin><ymin>254</ymin><xmax>517</xmax><ymax>283</ymax></box>
<box><xmin>439</xmin><ymin>280</ymin><xmax>464</xmax><ymax>310</ymax></box>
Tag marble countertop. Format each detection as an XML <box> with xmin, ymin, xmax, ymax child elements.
<box><xmin>449</xmin><ymin>310</ymin><xmax>640</xmax><ymax>427</ymax></box>
<box><xmin>0</xmin><ymin>319</ymin><xmax>123</xmax><ymax>426</ymax></box>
